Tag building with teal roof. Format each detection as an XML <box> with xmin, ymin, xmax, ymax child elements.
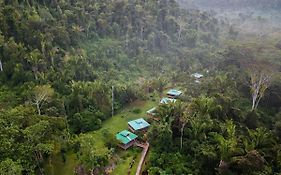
<box><xmin>128</xmin><ymin>118</ymin><xmax>150</xmax><ymax>132</ymax></box>
<box><xmin>160</xmin><ymin>97</ymin><xmax>177</xmax><ymax>104</ymax></box>
<box><xmin>116</xmin><ymin>130</ymin><xmax>138</xmax><ymax>149</ymax></box>
<box><xmin>167</xmin><ymin>89</ymin><xmax>182</xmax><ymax>98</ymax></box>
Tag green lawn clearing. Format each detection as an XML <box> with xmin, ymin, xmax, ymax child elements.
<box><xmin>45</xmin><ymin>97</ymin><xmax>159</xmax><ymax>175</ymax></box>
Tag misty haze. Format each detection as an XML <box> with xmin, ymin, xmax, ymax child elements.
<box><xmin>0</xmin><ymin>0</ymin><xmax>281</xmax><ymax>175</ymax></box>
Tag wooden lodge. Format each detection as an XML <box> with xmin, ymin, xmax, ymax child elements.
<box><xmin>116</xmin><ymin>130</ymin><xmax>138</xmax><ymax>150</ymax></box>
<box><xmin>191</xmin><ymin>73</ymin><xmax>204</xmax><ymax>83</ymax></box>
<box><xmin>166</xmin><ymin>89</ymin><xmax>182</xmax><ymax>98</ymax></box>
<box><xmin>160</xmin><ymin>97</ymin><xmax>177</xmax><ymax>104</ymax></box>
<box><xmin>128</xmin><ymin>118</ymin><xmax>150</xmax><ymax>133</ymax></box>
<box><xmin>146</xmin><ymin>107</ymin><xmax>160</xmax><ymax>121</ymax></box>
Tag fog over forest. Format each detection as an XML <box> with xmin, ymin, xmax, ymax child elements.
<box><xmin>177</xmin><ymin>0</ymin><xmax>281</xmax><ymax>38</ymax></box>
<box><xmin>177</xmin><ymin>0</ymin><xmax>281</xmax><ymax>9</ymax></box>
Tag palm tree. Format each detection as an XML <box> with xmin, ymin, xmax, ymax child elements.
<box><xmin>190</xmin><ymin>95</ymin><xmax>222</xmax><ymax>118</ymax></box>
<box><xmin>243</xmin><ymin>127</ymin><xmax>276</xmax><ymax>154</ymax></box>
<box><xmin>155</xmin><ymin>103</ymin><xmax>175</xmax><ymax>124</ymax></box>
<box><xmin>156</xmin><ymin>101</ymin><xmax>189</xmax><ymax>149</ymax></box>
<box><xmin>212</xmin><ymin>120</ymin><xmax>243</xmax><ymax>174</ymax></box>
<box><xmin>187</xmin><ymin>115</ymin><xmax>213</xmax><ymax>143</ymax></box>
<box><xmin>156</xmin><ymin>101</ymin><xmax>184</xmax><ymax>122</ymax></box>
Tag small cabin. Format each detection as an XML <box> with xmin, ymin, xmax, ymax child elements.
<box><xmin>191</xmin><ymin>73</ymin><xmax>203</xmax><ymax>79</ymax></box>
<box><xmin>147</xmin><ymin>107</ymin><xmax>157</xmax><ymax>116</ymax></box>
<box><xmin>191</xmin><ymin>73</ymin><xmax>204</xmax><ymax>83</ymax></box>
<box><xmin>146</xmin><ymin>107</ymin><xmax>160</xmax><ymax>121</ymax></box>
<box><xmin>128</xmin><ymin>118</ymin><xmax>150</xmax><ymax>132</ymax></box>
<box><xmin>116</xmin><ymin>130</ymin><xmax>138</xmax><ymax>150</ymax></box>
<box><xmin>167</xmin><ymin>89</ymin><xmax>182</xmax><ymax>98</ymax></box>
<box><xmin>160</xmin><ymin>97</ymin><xmax>177</xmax><ymax>104</ymax></box>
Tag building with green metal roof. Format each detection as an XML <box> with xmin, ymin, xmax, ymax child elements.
<box><xmin>128</xmin><ymin>118</ymin><xmax>150</xmax><ymax>132</ymax></box>
<box><xmin>167</xmin><ymin>89</ymin><xmax>182</xmax><ymax>98</ymax></box>
<box><xmin>116</xmin><ymin>130</ymin><xmax>138</xmax><ymax>150</ymax></box>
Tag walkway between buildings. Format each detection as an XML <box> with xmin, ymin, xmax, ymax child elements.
<box><xmin>134</xmin><ymin>142</ymin><xmax>149</xmax><ymax>175</ymax></box>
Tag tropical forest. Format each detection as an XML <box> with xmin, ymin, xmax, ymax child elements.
<box><xmin>1</xmin><ymin>0</ymin><xmax>281</xmax><ymax>175</ymax></box>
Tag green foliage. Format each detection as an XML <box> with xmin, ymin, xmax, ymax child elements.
<box><xmin>146</xmin><ymin>90</ymin><xmax>281</xmax><ymax>174</ymax></box>
<box><xmin>76</xmin><ymin>134</ymin><xmax>112</xmax><ymax>173</ymax></box>
<box><xmin>212</xmin><ymin>120</ymin><xmax>241</xmax><ymax>162</ymax></box>
<box><xmin>0</xmin><ymin>105</ymin><xmax>66</xmax><ymax>173</ymax></box>
<box><xmin>0</xmin><ymin>0</ymin><xmax>281</xmax><ymax>174</ymax></box>
<box><xmin>148</xmin><ymin>152</ymin><xmax>189</xmax><ymax>175</ymax></box>
<box><xmin>131</xmin><ymin>108</ymin><xmax>142</xmax><ymax>114</ymax></box>
<box><xmin>68</xmin><ymin>110</ymin><xmax>102</xmax><ymax>134</ymax></box>
<box><xmin>101</xmin><ymin>128</ymin><xmax>118</xmax><ymax>149</ymax></box>
<box><xmin>31</xmin><ymin>84</ymin><xmax>54</xmax><ymax>115</ymax></box>
<box><xmin>148</xmin><ymin>122</ymin><xmax>173</xmax><ymax>152</ymax></box>
<box><xmin>0</xmin><ymin>159</ymin><xmax>22</xmax><ymax>175</ymax></box>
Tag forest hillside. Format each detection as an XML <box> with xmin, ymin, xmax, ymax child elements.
<box><xmin>1</xmin><ymin>0</ymin><xmax>281</xmax><ymax>175</ymax></box>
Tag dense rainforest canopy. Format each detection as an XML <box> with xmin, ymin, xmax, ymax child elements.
<box><xmin>0</xmin><ymin>0</ymin><xmax>281</xmax><ymax>175</ymax></box>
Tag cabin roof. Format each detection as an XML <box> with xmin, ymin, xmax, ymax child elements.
<box><xmin>160</xmin><ymin>97</ymin><xmax>177</xmax><ymax>104</ymax></box>
<box><xmin>167</xmin><ymin>89</ymin><xmax>182</xmax><ymax>96</ymax></box>
<box><xmin>147</xmin><ymin>107</ymin><xmax>157</xmax><ymax>114</ymax></box>
<box><xmin>191</xmin><ymin>73</ymin><xmax>204</xmax><ymax>79</ymax></box>
<box><xmin>116</xmin><ymin>130</ymin><xmax>138</xmax><ymax>144</ymax></box>
<box><xmin>128</xmin><ymin>118</ymin><xmax>150</xmax><ymax>131</ymax></box>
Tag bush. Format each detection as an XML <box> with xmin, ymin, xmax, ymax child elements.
<box><xmin>244</xmin><ymin>111</ymin><xmax>259</xmax><ymax>129</ymax></box>
<box><xmin>131</xmin><ymin>108</ymin><xmax>142</xmax><ymax>114</ymax></box>
<box><xmin>68</xmin><ymin>110</ymin><xmax>103</xmax><ymax>134</ymax></box>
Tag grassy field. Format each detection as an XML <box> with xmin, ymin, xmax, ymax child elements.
<box><xmin>45</xmin><ymin>96</ymin><xmax>159</xmax><ymax>175</ymax></box>
<box><xmin>112</xmin><ymin>147</ymin><xmax>142</xmax><ymax>175</ymax></box>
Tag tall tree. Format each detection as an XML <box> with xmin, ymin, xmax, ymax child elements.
<box><xmin>26</xmin><ymin>49</ymin><xmax>44</xmax><ymax>80</ymax></box>
<box><xmin>77</xmin><ymin>134</ymin><xmax>112</xmax><ymax>174</ymax></box>
<box><xmin>180</xmin><ymin>104</ymin><xmax>190</xmax><ymax>149</ymax></box>
<box><xmin>0</xmin><ymin>32</ymin><xmax>3</xmax><ymax>72</ymax></box>
<box><xmin>243</xmin><ymin>127</ymin><xmax>275</xmax><ymax>153</ymax></box>
<box><xmin>31</xmin><ymin>85</ymin><xmax>54</xmax><ymax>115</ymax></box>
<box><xmin>243</xmin><ymin>60</ymin><xmax>276</xmax><ymax>111</ymax></box>
<box><xmin>212</xmin><ymin>120</ymin><xmax>243</xmax><ymax>174</ymax></box>
<box><xmin>23</xmin><ymin>120</ymin><xmax>54</xmax><ymax>175</ymax></box>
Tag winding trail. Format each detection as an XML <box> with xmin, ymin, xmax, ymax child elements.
<box><xmin>134</xmin><ymin>142</ymin><xmax>150</xmax><ymax>175</ymax></box>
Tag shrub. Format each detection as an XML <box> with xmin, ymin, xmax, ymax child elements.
<box><xmin>132</xmin><ymin>108</ymin><xmax>142</xmax><ymax>114</ymax></box>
